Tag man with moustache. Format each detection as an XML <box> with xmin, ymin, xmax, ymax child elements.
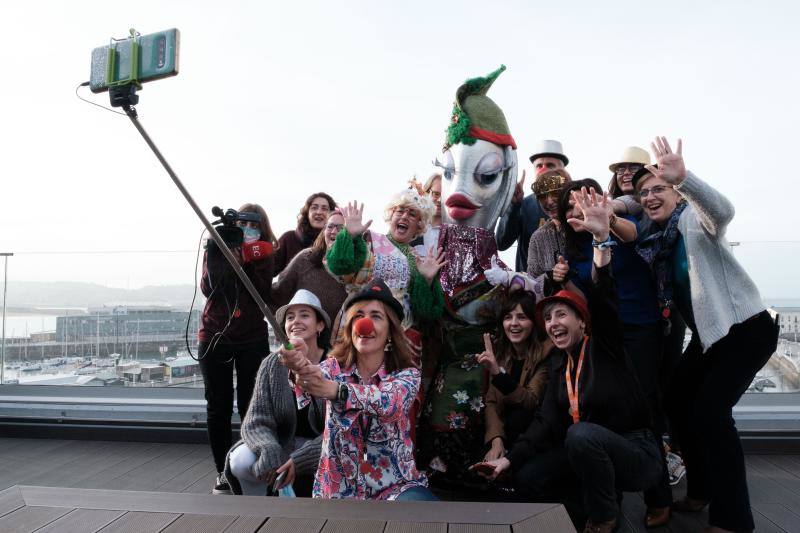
<box><xmin>495</xmin><ymin>140</ymin><xmax>570</xmax><ymax>271</ymax></box>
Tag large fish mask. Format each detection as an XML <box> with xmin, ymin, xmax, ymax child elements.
<box><xmin>437</xmin><ymin>140</ymin><xmax>517</xmax><ymax>230</ymax></box>
<box><xmin>437</xmin><ymin>65</ymin><xmax>517</xmax><ymax>231</ymax></box>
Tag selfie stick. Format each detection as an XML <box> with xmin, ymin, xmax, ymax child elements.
<box><xmin>107</xmin><ymin>84</ymin><xmax>288</xmax><ymax>345</ymax></box>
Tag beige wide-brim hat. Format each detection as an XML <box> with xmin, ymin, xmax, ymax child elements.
<box><xmin>275</xmin><ymin>289</ymin><xmax>331</xmax><ymax>330</ymax></box>
<box><xmin>608</xmin><ymin>146</ymin><xmax>651</xmax><ymax>171</ymax></box>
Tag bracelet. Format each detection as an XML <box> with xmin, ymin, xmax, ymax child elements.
<box><xmin>609</xmin><ymin>214</ymin><xmax>618</xmax><ymax>228</ymax></box>
<box><xmin>591</xmin><ymin>236</ymin><xmax>617</xmax><ymax>250</ymax></box>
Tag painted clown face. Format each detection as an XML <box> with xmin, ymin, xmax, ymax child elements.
<box><xmin>437</xmin><ymin>139</ymin><xmax>517</xmax><ymax>230</ymax></box>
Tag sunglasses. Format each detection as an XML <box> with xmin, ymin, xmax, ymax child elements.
<box><xmin>615</xmin><ymin>164</ymin><xmax>643</xmax><ymax>176</ymax></box>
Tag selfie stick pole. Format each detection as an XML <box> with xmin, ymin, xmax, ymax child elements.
<box><xmin>111</xmin><ymin>90</ymin><xmax>288</xmax><ymax>345</ymax></box>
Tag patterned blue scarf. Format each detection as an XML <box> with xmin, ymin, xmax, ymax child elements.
<box><xmin>635</xmin><ymin>202</ymin><xmax>688</xmax><ymax>308</ymax></box>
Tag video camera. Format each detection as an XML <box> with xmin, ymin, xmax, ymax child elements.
<box><xmin>210</xmin><ymin>206</ymin><xmax>261</xmax><ymax>249</ymax></box>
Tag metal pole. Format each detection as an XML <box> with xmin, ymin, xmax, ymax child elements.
<box><xmin>1</xmin><ymin>253</ymin><xmax>13</xmax><ymax>385</ymax></box>
<box><xmin>121</xmin><ymin>106</ymin><xmax>287</xmax><ymax>345</ymax></box>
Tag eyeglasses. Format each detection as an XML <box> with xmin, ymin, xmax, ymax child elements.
<box><xmin>325</xmin><ymin>223</ymin><xmax>344</xmax><ymax>232</ymax></box>
<box><xmin>638</xmin><ymin>185</ymin><xmax>670</xmax><ymax>198</ymax></box>
<box><xmin>615</xmin><ymin>164</ymin><xmax>643</xmax><ymax>176</ymax></box>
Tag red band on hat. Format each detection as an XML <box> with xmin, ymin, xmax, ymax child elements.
<box><xmin>469</xmin><ymin>126</ymin><xmax>517</xmax><ymax>150</ymax></box>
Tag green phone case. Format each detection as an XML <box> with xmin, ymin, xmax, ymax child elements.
<box><xmin>90</xmin><ymin>28</ymin><xmax>180</xmax><ymax>93</ymax></box>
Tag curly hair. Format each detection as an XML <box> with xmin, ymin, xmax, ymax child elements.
<box><xmin>383</xmin><ymin>188</ymin><xmax>436</xmax><ymax>237</ymax></box>
<box><xmin>297</xmin><ymin>193</ymin><xmax>337</xmax><ymax>235</ymax></box>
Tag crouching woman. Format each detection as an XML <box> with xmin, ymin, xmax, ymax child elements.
<box><xmin>224</xmin><ymin>289</ymin><xmax>330</xmax><ymax>497</ymax></box>
<box><xmin>476</xmin><ymin>188</ymin><xmax>663</xmax><ymax>533</ymax></box>
<box><xmin>283</xmin><ymin>279</ymin><xmax>436</xmax><ymax>501</ymax></box>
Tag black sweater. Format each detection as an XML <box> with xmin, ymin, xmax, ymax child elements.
<box><xmin>507</xmin><ymin>264</ymin><xmax>651</xmax><ymax>468</ymax></box>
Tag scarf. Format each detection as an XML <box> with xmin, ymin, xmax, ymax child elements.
<box><xmin>635</xmin><ymin>202</ymin><xmax>687</xmax><ymax>309</ymax></box>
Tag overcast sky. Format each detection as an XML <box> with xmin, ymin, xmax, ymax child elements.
<box><xmin>0</xmin><ymin>0</ymin><xmax>797</xmax><ymax>299</ymax></box>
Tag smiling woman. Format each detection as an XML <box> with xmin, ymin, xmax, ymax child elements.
<box><xmin>281</xmin><ymin>280</ymin><xmax>437</xmax><ymax>501</ymax></box>
<box><xmin>325</xmin><ymin>193</ymin><xmax>446</xmax><ymax>351</ymax></box>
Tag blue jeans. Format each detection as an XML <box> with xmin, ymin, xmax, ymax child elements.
<box><xmin>395</xmin><ymin>486</ymin><xmax>439</xmax><ymax>501</ymax></box>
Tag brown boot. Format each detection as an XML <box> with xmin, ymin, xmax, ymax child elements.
<box><xmin>583</xmin><ymin>518</ymin><xmax>618</xmax><ymax>533</ymax></box>
<box><xmin>645</xmin><ymin>506</ymin><xmax>670</xmax><ymax>528</ymax></box>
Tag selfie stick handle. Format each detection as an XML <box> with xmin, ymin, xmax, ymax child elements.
<box><xmin>119</xmin><ymin>103</ymin><xmax>288</xmax><ymax>345</ymax></box>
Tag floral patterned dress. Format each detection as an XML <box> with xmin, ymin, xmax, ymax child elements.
<box><xmin>298</xmin><ymin>357</ymin><xmax>428</xmax><ymax>500</ymax></box>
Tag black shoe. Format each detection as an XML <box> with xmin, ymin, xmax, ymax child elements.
<box><xmin>212</xmin><ymin>473</ymin><xmax>233</xmax><ymax>495</ymax></box>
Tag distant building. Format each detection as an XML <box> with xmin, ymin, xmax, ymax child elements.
<box><xmin>772</xmin><ymin>307</ymin><xmax>800</xmax><ymax>335</ymax></box>
<box><xmin>56</xmin><ymin>306</ymin><xmax>200</xmax><ymax>342</ymax></box>
<box><xmin>164</xmin><ymin>358</ymin><xmax>200</xmax><ymax>379</ymax></box>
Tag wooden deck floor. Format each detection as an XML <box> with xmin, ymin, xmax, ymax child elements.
<box><xmin>0</xmin><ymin>438</ymin><xmax>798</xmax><ymax>532</ymax></box>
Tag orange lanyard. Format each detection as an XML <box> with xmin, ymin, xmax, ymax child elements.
<box><xmin>565</xmin><ymin>336</ymin><xmax>589</xmax><ymax>424</ymax></box>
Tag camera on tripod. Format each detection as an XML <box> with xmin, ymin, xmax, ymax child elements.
<box><xmin>210</xmin><ymin>206</ymin><xmax>261</xmax><ymax>250</ymax></box>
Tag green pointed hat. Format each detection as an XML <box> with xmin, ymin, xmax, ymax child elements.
<box><xmin>444</xmin><ymin>65</ymin><xmax>516</xmax><ymax>151</ymax></box>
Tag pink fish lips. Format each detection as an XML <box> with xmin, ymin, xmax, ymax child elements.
<box><xmin>445</xmin><ymin>194</ymin><xmax>478</xmax><ymax>220</ymax></box>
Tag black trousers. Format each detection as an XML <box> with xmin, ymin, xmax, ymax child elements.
<box><xmin>666</xmin><ymin>311</ymin><xmax>778</xmax><ymax>531</ymax></box>
<box><xmin>622</xmin><ymin>322</ymin><xmax>672</xmax><ymax>509</ymax></box>
<box><xmin>514</xmin><ymin>423</ymin><xmax>663</xmax><ymax>524</ymax></box>
<box><xmin>198</xmin><ymin>339</ymin><xmax>269</xmax><ymax>473</ymax></box>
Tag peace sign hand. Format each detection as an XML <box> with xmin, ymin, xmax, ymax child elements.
<box><xmin>646</xmin><ymin>136</ymin><xmax>687</xmax><ymax>185</ymax></box>
<box><xmin>342</xmin><ymin>201</ymin><xmax>372</xmax><ymax>237</ymax></box>
<box><xmin>476</xmin><ymin>332</ymin><xmax>501</xmax><ymax>376</ymax></box>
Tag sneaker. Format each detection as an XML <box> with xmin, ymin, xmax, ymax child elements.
<box><xmin>666</xmin><ymin>452</ymin><xmax>686</xmax><ymax>486</ymax></box>
<box><xmin>212</xmin><ymin>473</ymin><xmax>233</xmax><ymax>495</ymax></box>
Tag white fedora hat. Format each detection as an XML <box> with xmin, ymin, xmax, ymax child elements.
<box><xmin>529</xmin><ymin>139</ymin><xmax>569</xmax><ymax>165</ymax></box>
<box><xmin>275</xmin><ymin>289</ymin><xmax>331</xmax><ymax>329</ymax></box>
<box><xmin>609</xmin><ymin>146</ymin><xmax>651</xmax><ymax>171</ymax></box>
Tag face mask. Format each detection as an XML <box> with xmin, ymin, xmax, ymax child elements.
<box><xmin>242</xmin><ymin>226</ymin><xmax>261</xmax><ymax>243</ymax></box>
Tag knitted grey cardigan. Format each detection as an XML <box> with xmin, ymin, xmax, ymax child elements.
<box><xmin>224</xmin><ymin>353</ymin><xmax>325</xmax><ymax>493</ymax></box>
<box><xmin>673</xmin><ymin>172</ymin><xmax>765</xmax><ymax>352</ymax></box>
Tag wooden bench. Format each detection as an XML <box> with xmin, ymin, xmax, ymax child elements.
<box><xmin>0</xmin><ymin>485</ymin><xmax>575</xmax><ymax>532</ymax></box>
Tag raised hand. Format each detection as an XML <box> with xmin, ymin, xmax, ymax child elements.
<box><xmin>568</xmin><ymin>187</ymin><xmax>610</xmax><ymax>242</ymax></box>
<box><xmin>511</xmin><ymin>170</ymin><xmax>526</xmax><ymax>205</ymax></box>
<box><xmin>552</xmin><ymin>255</ymin><xmax>569</xmax><ymax>283</ymax></box>
<box><xmin>484</xmin><ymin>256</ymin><xmax>512</xmax><ymax>287</ymax></box>
<box><xmin>646</xmin><ymin>136</ymin><xmax>687</xmax><ymax>185</ymax></box>
<box><xmin>415</xmin><ymin>246</ymin><xmax>447</xmax><ymax>285</ymax></box>
<box><xmin>476</xmin><ymin>332</ymin><xmax>500</xmax><ymax>376</ymax></box>
<box><xmin>342</xmin><ymin>201</ymin><xmax>372</xmax><ymax>237</ymax></box>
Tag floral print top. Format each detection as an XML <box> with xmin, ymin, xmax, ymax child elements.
<box><xmin>298</xmin><ymin>357</ymin><xmax>428</xmax><ymax>500</ymax></box>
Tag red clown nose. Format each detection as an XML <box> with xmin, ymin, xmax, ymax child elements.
<box><xmin>354</xmin><ymin>317</ymin><xmax>375</xmax><ymax>337</ymax></box>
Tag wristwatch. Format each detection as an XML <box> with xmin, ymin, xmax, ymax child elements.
<box><xmin>336</xmin><ymin>382</ymin><xmax>349</xmax><ymax>403</ymax></box>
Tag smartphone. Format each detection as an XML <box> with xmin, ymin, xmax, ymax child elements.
<box><xmin>90</xmin><ymin>29</ymin><xmax>180</xmax><ymax>93</ymax></box>
<box><xmin>271</xmin><ymin>471</ymin><xmax>287</xmax><ymax>493</ymax></box>
<box><xmin>471</xmin><ymin>462</ymin><xmax>496</xmax><ymax>476</ymax></box>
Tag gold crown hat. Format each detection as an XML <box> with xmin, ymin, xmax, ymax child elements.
<box><xmin>533</xmin><ymin>171</ymin><xmax>570</xmax><ymax>196</ymax></box>
<box><xmin>608</xmin><ymin>146</ymin><xmax>651</xmax><ymax>171</ymax></box>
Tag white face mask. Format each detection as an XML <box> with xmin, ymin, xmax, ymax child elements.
<box><xmin>242</xmin><ymin>226</ymin><xmax>261</xmax><ymax>243</ymax></box>
<box><xmin>437</xmin><ymin>139</ymin><xmax>517</xmax><ymax>230</ymax></box>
